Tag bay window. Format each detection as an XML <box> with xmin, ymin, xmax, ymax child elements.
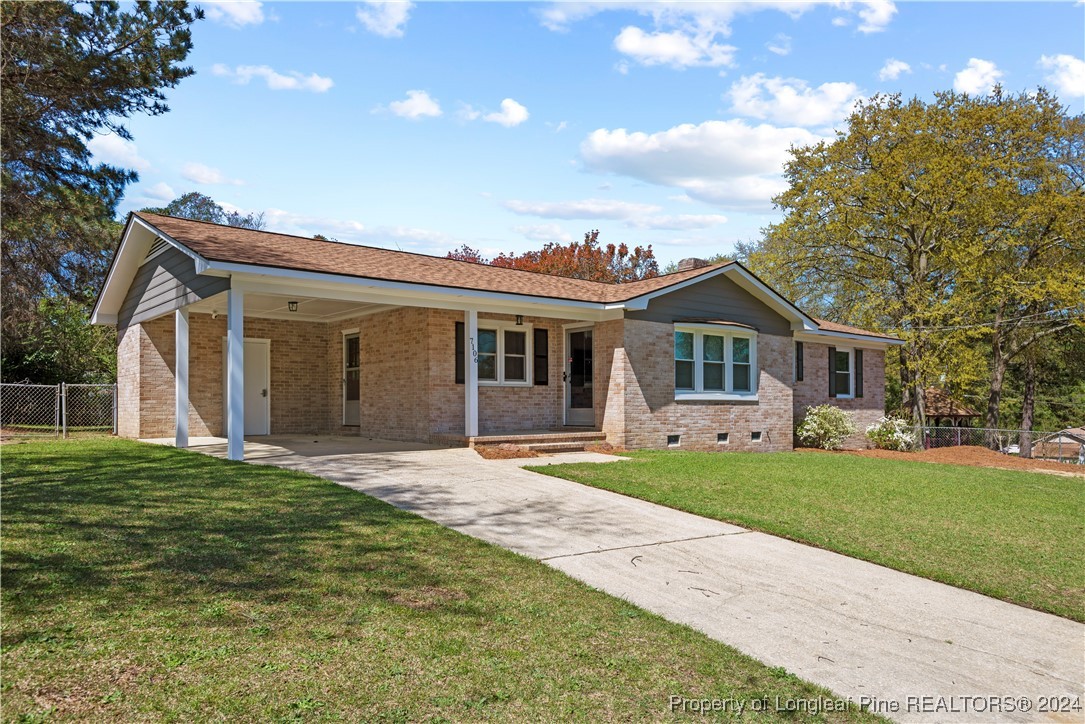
<box><xmin>673</xmin><ymin>325</ymin><xmax>758</xmax><ymax>400</ymax></box>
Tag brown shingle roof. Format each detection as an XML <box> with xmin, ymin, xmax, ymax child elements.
<box><xmin>924</xmin><ymin>388</ymin><xmax>980</xmax><ymax>418</ymax></box>
<box><xmin>131</xmin><ymin>213</ymin><xmax>897</xmax><ymax>341</ymax></box>
<box><xmin>136</xmin><ymin>212</ymin><xmax>728</xmax><ymax>304</ymax></box>
<box><xmin>814</xmin><ymin>318</ymin><xmax>900</xmax><ymax>341</ymax></box>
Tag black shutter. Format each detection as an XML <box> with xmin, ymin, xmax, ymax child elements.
<box><xmin>455</xmin><ymin>322</ymin><xmax>465</xmax><ymax>384</ymax></box>
<box><xmin>795</xmin><ymin>341</ymin><xmax>804</xmax><ymax>382</ymax></box>
<box><xmin>828</xmin><ymin>346</ymin><xmax>837</xmax><ymax>397</ymax></box>
<box><xmin>533</xmin><ymin>328</ymin><xmax>549</xmax><ymax>385</ymax></box>
<box><xmin>855</xmin><ymin>349</ymin><xmax>864</xmax><ymax>398</ymax></box>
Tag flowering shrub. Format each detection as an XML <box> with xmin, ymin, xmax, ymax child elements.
<box><xmin>796</xmin><ymin>405</ymin><xmax>856</xmax><ymax>450</ymax></box>
<box><xmin>865</xmin><ymin>416</ymin><xmax>918</xmax><ymax>452</ymax></box>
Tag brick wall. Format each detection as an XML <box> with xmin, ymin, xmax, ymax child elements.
<box><xmin>326</xmin><ymin>307</ymin><xmax>431</xmax><ymax>441</ymax></box>
<box><xmin>114</xmin><ymin>305</ymin><xmax>886</xmax><ymax>451</ymax></box>
<box><xmin>793</xmin><ymin>341</ymin><xmax>886</xmax><ymax>449</ymax></box>
<box><xmin>117</xmin><ymin>312</ymin><xmax>332</xmax><ymax>439</ymax></box>
<box><xmin>606</xmin><ymin>318</ymin><xmax>794</xmax><ymax>452</ymax></box>
<box><xmin>427</xmin><ymin>309</ymin><xmax>575</xmax><ymax>435</ymax></box>
<box><xmin>116</xmin><ymin>324</ymin><xmax>140</xmax><ymax>438</ymax></box>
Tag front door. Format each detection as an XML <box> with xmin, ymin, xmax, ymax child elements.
<box><xmin>565</xmin><ymin>328</ymin><xmax>594</xmax><ymax>426</ymax></box>
<box><xmin>223</xmin><ymin>339</ymin><xmax>270</xmax><ymax>435</ymax></box>
<box><xmin>343</xmin><ymin>333</ymin><xmax>360</xmax><ymax>426</ymax></box>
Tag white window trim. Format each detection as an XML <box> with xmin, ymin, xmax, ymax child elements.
<box><xmin>834</xmin><ymin>346</ymin><xmax>855</xmax><ymax>399</ymax></box>
<box><xmin>477</xmin><ymin>321</ymin><xmax>533</xmax><ymax>387</ymax></box>
<box><xmin>674</xmin><ymin>324</ymin><xmax>758</xmax><ymax>401</ymax></box>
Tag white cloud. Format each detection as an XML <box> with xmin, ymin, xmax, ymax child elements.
<box><xmin>613</xmin><ymin>26</ymin><xmax>736</xmax><ymax>69</ymax></box>
<box><xmin>484</xmin><ymin>98</ymin><xmax>530</xmax><ymax>127</ymax></box>
<box><xmin>766</xmin><ymin>33</ymin><xmax>792</xmax><ymax>56</ymax></box>
<box><xmin>211</xmin><ymin>63</ymin><xmax>333</xmax><ymax>93</ymax></box>
<box><xmin>626</xmin><ymin>214</ymin><xmax>728</xmax><ymax>230</ymax></box>
<box><xmin>539</xmin><ymin>2</ymin><xmax>896</xmax><ymax>36</ymax></box>
<box><xmin>181</xmin><ymin>162</ymin><xmax>244</xmax><ymax>186</ymax></box>
<box><xmin>878</xmin><ymin>58</ymin><xmax>911</xmax><ymax>81</ymax></box>
<box><xmin>1038</xmin><ymin>54</ymin><xmax>1085</xmax><ymax>98</ymax></box>
<box><xmin>580</xmin><ymin>119</ymin><xmax>824</xmax><ymax>210</ymax></box>
<box><xmin>383</xmin><ymin>90</ymin><xmax>442</xmax><ymax>119</ymax></box>
<box><xmin>549</xmin><ymin>121</ymin><xmax>568</xmax><ymax>133</ymax></box>
<box><xmin>143</xmin><ymin>182</ymin><xmax>176</xmax><ymax>202</ymax></box>
<box><xmin>953</xmin><ymin>58</ymin><xmax>1003</xmax><ymax>95</ymax></box>
<box><xmin>355</xmin><ymin>1</ymin><xmax>413</xmax><ymax>38</ymax></box>
<box><xmin>512</xmin><ymin>223</ymin><xmax>575</xmax><ymax>243</ymax></box>
<box><xmin>86</xmin><ymin>134</ymin><xmax>150</xmax><ymax>172</ymax></box>
<box><xmin>846</xmin><ymin>0</ymin><xmax>896</xmax><ymax>33</ymax></box>
<box><xmin>502</xmin><ymin>198</ymin><xmax>662</xmax><ymax>220</ymax></box>
<box><xmin>728</xmin><ymin>73</ymin><xmax>863</xmax><ymax>128</ymax></box>
<box><xmin>204</xmin><ymin>1</ymin><xmax>265</xmax><ymax>27</ymax></box>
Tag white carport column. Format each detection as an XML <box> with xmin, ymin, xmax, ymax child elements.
<box><xmin>226</xmin><ymin>287</ymin><xmax>245</xmax><ymax>461</ymax></box>
<box><xmin>465</xmin><ymin>308</ymin><xmax>479</xmax><ymax>438</ymax></box>
<box><xmin>174</xmin><ymin>307</ymin><xmax>189</xmax><ymax>449</ymax></box>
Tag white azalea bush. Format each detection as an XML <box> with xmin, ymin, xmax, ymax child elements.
<box><xmin>865</xmin><ymin>416</ymin><xmax>918</xmax><ymax>452</ymax></box>
<box><xmin>796</xmin><ymin>405</ymin><xmax>856</xmax><ymax>450</ymax></box>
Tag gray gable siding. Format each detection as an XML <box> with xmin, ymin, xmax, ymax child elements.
<box><xmin>625</xmin><ymin>274</ymin><xmax>793</xmax><ymax>335</ymax></box>
<box><xmin>117</xmin><ymin>246</ymin><xmax>228</xmax><ymax>327</ymax></box>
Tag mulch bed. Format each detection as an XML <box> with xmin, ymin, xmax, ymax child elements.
<box><xmin>473</xmin><ymin>444</ymin><xmax>540</xmax><ymax>460</ymax></box>
<box><xmin>801</xmin><ymin>445</ymin><xmax>1084</xmax><ymax>476</ymax></box>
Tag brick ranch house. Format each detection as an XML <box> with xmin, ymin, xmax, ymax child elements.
<box><xmin>92</xmin><ymin>213</ymin><xmax>902</xmax><ymax>460</ymax></box>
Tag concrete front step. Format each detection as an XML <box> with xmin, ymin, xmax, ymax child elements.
<box><xmin>469</xmin><ymin>430</ymin><xmax>605</xmax><ymax>448</ymax></box>
<box><xmin>522</xmin><ymin>441</ymin><xmax>595</xmax><ymax>453</ymax></box>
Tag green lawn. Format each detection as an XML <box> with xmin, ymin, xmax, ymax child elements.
<box><xmin>529</xmin><ymin>451</ymin><xmax>1085</xmax><ymax>622</ymax></box>
<box><xmin>1</xmin><ymin>440</ymin><xmax>879</xmax><ymax>722</ymax></box>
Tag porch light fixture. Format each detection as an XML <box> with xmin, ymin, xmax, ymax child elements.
<box><xmin>515</xmin><ymin>315</ymin><xmax>524</xmax><ymax>326</ymax></box>
<box><xmin>288</xmin><ymin>301</ymin><xmax>299</xmax><ymax>312</ymax></box>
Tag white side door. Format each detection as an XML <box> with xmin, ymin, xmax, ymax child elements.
<box><xmin>223</xmin><ymin>338</ymin><xmax>270</xmax><ymax>436</ymax></box>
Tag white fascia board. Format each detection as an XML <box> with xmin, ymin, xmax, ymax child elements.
<box><xmin>130</xmin><ymin>216</ymin><xmax>208</xmax><ymax>267</ymax></box>
<box><xmin>91</xmin><ymin>215</ymin><xmax>211</xmax><ymax>325</ymax></box>
<box><xmin>794</xmin><ymin>329</ymin><xmax>903</xmax><ymax>348</ymax></box>
<box><xmin>217</xmin><ymin>265</ymin><xmax>616</xmax><ymax>321</ymax></box>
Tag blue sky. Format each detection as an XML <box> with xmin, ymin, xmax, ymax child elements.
<box><xmin>92</xmin><ymin>1</ymin><xmax>1085</xmax><ymax>266</ymax></box>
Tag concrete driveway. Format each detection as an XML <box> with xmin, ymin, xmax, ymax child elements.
<box><xmin>175</xmin><ymin>435</ymin><xmax>1084</xmax><ymax>723</ymax></box>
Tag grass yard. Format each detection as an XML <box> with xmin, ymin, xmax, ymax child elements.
<box><xmin>529</xmin><ymin>451</ymin><xmax>1085</xmax><ymax>622</ymax></box>
<box><xmin>0</xmin><ymin>440</ymin><xmax>880</xmax><ymax>722</ymax></box>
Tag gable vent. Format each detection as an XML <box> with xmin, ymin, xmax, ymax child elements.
<box><xmin>145</xmin><ymin>237</ymin><xmax>170</xmax><ymax>262</ymax></box>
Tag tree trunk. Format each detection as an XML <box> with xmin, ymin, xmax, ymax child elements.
<box><xmin>985</xmin><ymin>308</ymin><xmax>1006</xmax><ymax>449</ymax></box>
<box><xmin>1020</xmin><ymin>354</ymin><xmax>1036</xmax><ymax>459</ymax></box>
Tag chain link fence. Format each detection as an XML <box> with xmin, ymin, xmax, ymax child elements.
<box><xmin>922</xmin><ymin>426</ymin><xmax>1085</xmax><ymax>464</ymax></box>
<box><xmin>1</xmin><ymin>383</ymin><xmax>117</xmax><ymax>439</ymax></box>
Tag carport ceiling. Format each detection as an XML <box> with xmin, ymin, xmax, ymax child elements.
<box><xmin>187</xmin><ymin>292</ymin><xmax>392</xmax><ymax>323</ymax></box>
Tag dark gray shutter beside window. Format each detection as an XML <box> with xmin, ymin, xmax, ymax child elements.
<box><xmin>533</xmin><ymin>328</ymin><xmax>548</xmax><ymax>385</ymax></box>
<box><xmin>855</xmin><ymin>349</ymin><xmax>864</xmax><ymax>398</ymax></box>
<box><xmin>455</xmin><ymin>321</ymin><xmax>465</xmax><ymax>384</ymax></box>
<box><xmin>795</xmin><ymin>341</ymin><xmax>804</xmax><ymax>382</ymax></box>
<box><xmin>828</xmin><ymin>345</ymin><xmax>837</xmax><ymax>397</ymax></box>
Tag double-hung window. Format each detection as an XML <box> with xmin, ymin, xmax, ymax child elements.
<box><xmin>477</xmin><ymin>323</ymin><xmax>531</xmax><ymax>386</ymax></box>
<box><xmin>674</xmin><ymin>325</ymin><xmax>757</xmax><ymax>400</ymax></box>
<box><xmin>828</xmin><ymin>346</ymin><xmax>863</xmax><ymax>398</ymax></box>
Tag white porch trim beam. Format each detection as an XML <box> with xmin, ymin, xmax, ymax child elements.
<box><xmin>465</xmin><ymin>309</ymin><xmax>478</xmax><ymax>438</ymax></box>
<box><xmin>226</xmin><ymin>287</ymin><xmax>245</xmax><ymax>461</ymax></box>
<box><xmin>213</xmin><ymin>269</ymin><xmax>618</xmax><ymax>322</ymax></box>
<box><xmin>174</xmin><ymin>307</ymin><xmax>189</xmax><ymax>449</ymax></box>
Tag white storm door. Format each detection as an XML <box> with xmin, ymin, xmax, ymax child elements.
<box><xmin>343</xmin><ymin>333</ymin><xmax>361</xmax><ymax>426</ymax></box>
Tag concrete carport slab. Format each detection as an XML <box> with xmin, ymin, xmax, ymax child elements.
<box><xmin>151</xmin><ymin>435</ymin><xmax>1085</xmax><ymax>723</ymax></box>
